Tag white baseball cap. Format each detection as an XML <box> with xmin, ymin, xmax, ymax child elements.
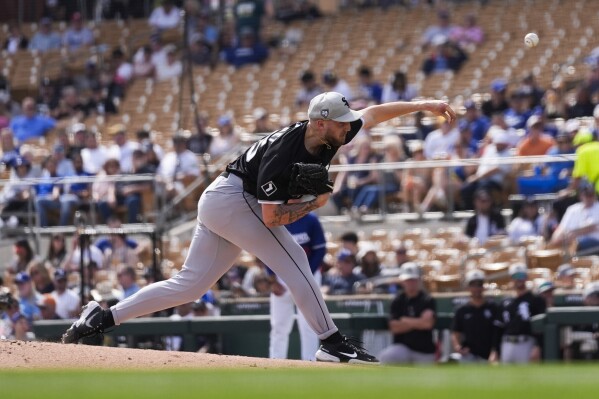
<box><xmin>399</xmin><ymin>262</ymin><xmax>420</xmax><ymax>281</ymax></box>
<box><xmin>583</xmin><ymin>281</ymin><xmax>599</xmax><ymax>299</ymax></box>
<box><xmin>509</xmin><ymin>263</ymin><xmax>528</xmax><ymax>279</ymax></box>
<box><xmin>465</xmin><ymin>269</ymin><xmax>485</xmax><ymax>284</ymax></box>
<box><xmin>308</xmin><ymin>92</ymin><xmax>362</xmax><ymax>122</ymax></box>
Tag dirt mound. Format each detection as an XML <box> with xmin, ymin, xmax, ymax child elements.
<box><xmin>0</xmin><ymin>340</ymin><xmax>339</xmax><ymax>370</ymax></box>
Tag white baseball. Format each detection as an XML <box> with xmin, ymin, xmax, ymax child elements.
<box><xmin>524</xmin><ymin>32</ymin><xmax>539</xmax><ymax>48</ymax></box>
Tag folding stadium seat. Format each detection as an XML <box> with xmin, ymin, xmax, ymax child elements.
<box><xmin>527</xmin><ymin>249</ymin><xmax>565</xmax><ymax>272</ymax></box>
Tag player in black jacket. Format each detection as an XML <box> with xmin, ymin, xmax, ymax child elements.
<box><xmin>498</xmin><ymin>263</ymin><xmax>546</xmax><ymax>363</ymax></box>
<box><xmin>451</xmin><ymin>269</ymin><xmax>501</xmax><ymax>362</ymax></box>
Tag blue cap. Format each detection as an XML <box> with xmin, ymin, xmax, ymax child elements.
<box><xmin>336</xmin><ymin>249</ymin><xmax>355</xmax><ymax>262</ymax></box>
<box><xmin>458</xmin><ymin>119</ymin><xmax>470</xmax><ymax>132</ymax></box>
<box><xmin>491</xmin><ymin>79</ymin><xmax>507</xmax><ymax>92</ymax></box>
<box><xmin>13</xmin><ymin>156</ymin><xmax>30</xmax><ymax>168</ymax></box>
<box><xmin>54</xmin><ymin>268</ymin><xmax>67</xmax><ymax>280</ymax></box>
<box><xmin>15</xmin><ymin>272</ymin><xmax>31</xmax><ymax>284</ymax></box>
<box><xmin>218</xmin><ymin>115</ymin><xmax>232</xmax><ymax>126</ymax></box>
<box><xmin>464</xmin><ymin>99</ymin><xmax>476</xmax><ymax>110</ymax></box>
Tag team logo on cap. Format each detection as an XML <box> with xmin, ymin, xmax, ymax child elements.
<box><xmin>261</xmin><ymin>181</ymin><xmax>277</xmax><ymax>196</ymax></box>
<box><xmin>320</xmin><ymin>109</ymin><xmax>329</xmax><ymax>118</ymax></box>
<box><xmin>341</xmin><ymin>97</ymin><xmax>349</xmax><ymax>108</ymax></box>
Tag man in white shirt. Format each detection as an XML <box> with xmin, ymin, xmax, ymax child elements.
<box><xmin>158</xmin><ymin>134</ymin><xmax>201</xmax><ymax>199</ymax></box>
<box><xmin>149</xmin><ymin>0</ymin><xmax>181</xmax><ymax>31</ymax></box>
<box><xmin>155</xmin><ymin>45</ymin><xmax>183</xmax><ymax>81</ymax></box>
<box><xmin>106</xmin><ymin>124</ymin><xmax>139</xmax><ymax>173</ymax></box>
<box><xmin>322</xmin><ymin>71</ymin><xmax>353</xmax><ymax>101</ymax></box>
<box><xmin>460</xmin><ymin>129</ymin><xmax>513</xmax><ymax>209</ymax></box>
<box><xmin>51</xmin><ymin>269</ymin><xmax>80</xmax><ymax>320</ymax></box>
<box><xmin>423</xmin><ymin>118</ymin><xmax>459</xmax><ymax>159</ymax></box>
<box><xmin>81</xmin><ymin>131</ymin><xmax>108</xmax><ymax>175</ymax></box>
<box><xmin>550</xmin><ymin>180</ymin><xmax>599</xmax><ymax>255</ymax></box>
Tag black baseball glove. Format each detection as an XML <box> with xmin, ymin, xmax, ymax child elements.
<box><xmin>288</xmin><ymin>163</ymin><xmax>334</xmax><ymax>197</ymax></box>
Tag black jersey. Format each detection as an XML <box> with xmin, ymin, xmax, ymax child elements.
<box><xmin>226</xmin><ymin>119</ymin><xmax>363</xmax><ymax>203</ymax></box>
<box><xmin>500</xmin><ymin>291</ymin><xmax>546</xmax><ymax>337</ymax></box>
<box><xmin>389</xmin><ymin>290</ymin><xmax>437</xmax><ymax>354</ymax></box>
<box><xmin>452</xmin><ymin>300</ymin><xmax>501</xmax><ymax>359</ymax></box>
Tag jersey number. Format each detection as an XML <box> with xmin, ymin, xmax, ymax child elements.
<box><xmin>245</xmin><ymin>128</ymin><xmax>288</xmax><ymax>162</ymax></box>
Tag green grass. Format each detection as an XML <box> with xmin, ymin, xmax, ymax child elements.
<box><xmin>1</xmin><ymin>365</ymin><xmax>598</xmax><ymax>399</ymax></box>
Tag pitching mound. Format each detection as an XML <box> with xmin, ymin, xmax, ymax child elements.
<box><xmin>0</xmin><ymin>340</ymin><xmax>339</xmax><ymax>370</ymax></box>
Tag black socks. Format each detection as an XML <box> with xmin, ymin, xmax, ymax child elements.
<box><xmin>322</xmin><ymin>331</ymin><xmax>343</xmax><ymax>344</ymax></box>
<box><xmin>102</xmin><ymin>309</ymin><xmax>115</xmax><ymax>328</ymax></box>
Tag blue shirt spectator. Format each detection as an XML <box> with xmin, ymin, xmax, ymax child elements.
<box><xmin>62</xmin><ymin>12</ymin><xmax>94</xmax><ymax>51</ymax></box>
<box><xmin>9</xmin><ymin>97</ymin><xmax>56</xmax><ymax>143</ymax></box>
<box><xmin>356</xmin><ymin>66</ymin><xmax>383</xmax><ymax>104</ymax></box>
<box><xmin>29</xmin><ymin>18</ymin><xmax>62</xmax><ymax>52</ymax></box>
<box><xmin>223</xmin><ymin>30</ymin><xmax>268</xmax><ymax>68</ymax></box>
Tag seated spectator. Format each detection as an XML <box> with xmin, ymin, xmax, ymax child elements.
<box><xmin>209</xmin><ymin>115</ymin><xmax>240</xmax><ymax>158</ymax></box>
<box><xmin>381</xmin><ymin>71</ymin><xmax>418</xmax><ymax>103</ymax></box>
<box><xmin>464</xmin><ymin>189</ymin><xmax>506</xmax><ymax>245</ymax></box>
<box><xmin>189</xmin><ymin>35</ymin><xmax>214</xmax><ymax>66</ymax></box>
<box><xmin>462</xmin><ymin>100</ymin><xmax>490</xmax><ymax>143</ymax></box>
<box><xmin>62</xmin><ymin>12</ymin><xmax>94</xmax><ymax>52</ymax></box>
<box><xmin>157</xmin><ymin>134</ymin><xmax>201</xmax><ymax>200</ymax></box>
<box><xmin>421</xmin><ymin>9</ymin><xmax>454</xmax><ymax>48</ymax></box>
<box><xmin>116</xmin><ymin>265</ymin><xmax>141</xmax><ymax>299</ymax></box>
<box><xmin>400</xmin><ymin>141</ymin><xmax>430</xmax><ymax>213</ymax></box>
<box><xmin>149</xmin><ymin>0</ymin><xmax>181</xmax><ymax>31</ymax></box>
<box><xmin>546</xmin><ymin>129</ymin><xmax>575</xmax><ymax>186</ymax></box>
<box><xmin>90</xmin><ymin>280</ymin><xmax>122</xmax><ymax>309</ymax></box>
<box><xmin>110</xmin><ymin>48</ymin><xmax>133</xmax><ymax>97</ymax></box>
<box><xmin>64</xmin><ymin>233</ymin><xmax>104</xmax><ymax>273</ymax></box>
<box><xmin>52</xmin><ymin>144</ymin><xmax>75</xmax><ymax>178</ymax></box>
<box><xmin>252</xmin><ymin>107</ymin><xmax>272</xmax><ymax>133</ymax></box>
<box><xmin>355</xmin><ymin>66</ymin><xmax>382</xmax><ymax>104</ymax></box>
<box><xmin>517</xmin><ymin>115</ymin><xmax>556</xmax><ymax>156</ymax></box>
<box><xmin>116</xmin><ymin>149</ymin><xmax>156</xmax><ymax>223</ymax></box>
<box><xmin>135</xmin><ymin>129</ymin><xmax>164</xmax><ymax>163</ymax></box>
<box><xmin>550</xmin><ymin>180</ymin><xmax>599</xmax><ymax>256</ymax></box>
<box><xmin>35</xmin><ymin>155</ymin><xmax>69</xmax><ymax>227</ymax></box>
<box><xmin>460</xmin><ymin>129</ymin><xmax>513</xmax><ymax>210</ymax></box>
<box><xmin>537</xmin><ymin>280</ymin><xmax>555</xmax><ymax>308</ymax></box>
<box><xmin>5</xmin><ymin>238</ymin><xmax>36</xmax><ymax>275</ymax></box>
<box><xmin>37</xmin><ymin>293</ymin><xmax>61</xmax><ymax>320</ymax></box>
<box><xmin>566</xmin><ymin>84</ymin><xmax>596</xmax><ymax>119</ymax></box>
<box><xmin>29</xmin><ymin>17</ymin><xmax>61</xmax><ymax>53</ymax></box>
<box><xmin>322</xmin><ymin>249</ymin><xmax>365</xmax><ymax>295</ymax></box>
<box><xmin>504</xmin><ymin>90</ymin><xmax>534</xmax><ymax>130</ymax></box>
<box><xmin>189</xmin><ymin>12</ymin><xmax>219</xmax><ymax>48</ymax></box>
<box><xmin>351</xmin><ymin>135</ymin><xmax>403</xmax><ymax>214</ymax></box>
<box><xmin>27</xmin><ymin>260</ymin><xmax>54</xmax><ymax>294</ymax></box>
<box><xmin>60</xmin><ymin>152</ymin><xmax>93</xmax><ymax>224</ymax></box>
<box><xmin>340</xmin><ymin>231</ymin><xmax>360</xmax><ymax>256</ymax></box>
<box><xmin>322</xmin><ymin>70</ymin><xmax>353</xmax><ymax>101</ymax></box>
<box><xmin>9</xmin><ymin>312</ymin><xmax>34</xmax><ymax>341</ymax></box>
<box><xmin>45</xmin><ymin>233</ymin><xmax>68</xmax><ymax>271</ymax></box>
<box><xmin>3</xmin><ymin>24</ymin><xmax>29</xmax><ymax>54</ymax></box>
<box><xmin>52</xmin><ymin>269</ymin><xmax>81</xmax><ymax>319</ymax></box>
<box><xmin>421</xmin><ymin>37</ymin><xmax>467</xmax><ymax>76</ymax></box>
<box><xmin>52</xmin><ymin>86</ymin><xmax>86</xmax><ymax>121</ymax></box>
<box><xmin>356</xmin><ymin>249</ymin><xmax>381</xmax><ymax>280</ymax></box>
<box><xmin>295</xmin><ymin>70</ymin><xmax>322</xmax><ymax>108</ymax></box>
<box><xmin>0</xmin><ymin>157</ymin><xmax>35</xmax><ymax>227</ymax></box>
<box><xmin>1</xmin><ymin>129</ymin><xmax>20</xmax><ymax>168</ymax></box>
<box><xmin>332</xmin><ymin>136</ymin><xmax>380</xmax><ymax>213</ymax></box>
<box><xmin>542</xmin><ymin>87</ymin><xmax>566</xmax><ymax>119</ymax></box>
<box><xmin>423</xmin><ymin>118</ymin><xmax>459</xmax><ymax>160</ymax></box>
<box><xmin>81</xmin><ymin>131</ymin><xmax>108</xmax><ymax>175</ymax></box>
<box><xmin>449</xmin><ymin>13</ymin><xmax>484</xmax><ymax>48</ymax></box>
<box><xmin>156</xmin><ymin>45</ymin><xmax>183</xmax><ymax>81</ymax></box>
<box><xmin>132</xmin><ymin>46</ymin><xmax>155</xmax><ymax>78</ymax></box>
<box><xmin>106</xmin><ymin>124</ymin><xmax>139</xmax><ymax>173</ymax></box>
<box><xmin>93</xmin><ymin>158</ymin><xmax>122</xmax><ymax>223</ymax></box>
<box><xmin>14</xmin><ymin>272</ymin><xmax>41</xmax><ymax>323</ymax></box>
<box><xmin>481</xmin><ymin>80</ymin><xmax>509</xmax><ymax>118</ymax></box>
<box><xmin>518</xmin><ymin>73</ymin><xmax>545</xmax><ymax>109</ymax></box>
<box><xmin>9</xmin><ymin>97</ymin><xmax>56</xmax><ymax>144</ymax></box>
<box><xmin>93</xmin><ymin>217</ymin><xmax>138</xmax><ymax>253</ymax></box>
<box><xmin>507</xmin><ymin>198</ymin><xmax>542</xmax><ymax>244</ymax></box>
<box><xmin>223</xmin><ymin>29</ymin><xmax>268</xmax><ymax>68</ymax></box>
<box><xmin>379</xmin><ymin>262</ymin><xmax>436</xmax><ymax>364</ymax></box>
<box><xmin>84</xmin><ymin>84</ymin><xmax>118</xmax><ymax>117</ymax></box>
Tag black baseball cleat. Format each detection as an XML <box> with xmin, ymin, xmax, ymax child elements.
<box><xmin>316</xmin><ymin>336</ymin><xmax>380</xmax><ymax>364</ymax></box>
<box><xmin>61</xmin><ymin>301</ymin><xmax>105</xmax><ymax>344</ymax></box>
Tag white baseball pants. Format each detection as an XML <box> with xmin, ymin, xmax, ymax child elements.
<box><xmin>269</xmin><ymin>272</ymin><xmax>321</xmax><ymax>361</ymax></box>
<box><xmin>110</xmin><ymin>173</ymin><xmax>338</xmax><ymax>340</ymax></box>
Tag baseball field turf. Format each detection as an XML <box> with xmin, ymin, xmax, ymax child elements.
<box><xmin>1</xmin><ymin>365</ymin><xmax>598</xmax><ymax>399</ymax></box>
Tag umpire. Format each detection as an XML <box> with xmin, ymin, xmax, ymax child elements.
<box><xmin>498</xmin><ymin>263</ymin><xmax>546</xmax><ymax>363</ymax></box>
<box><xmin>451</xmin><ymin>269</ymin><xmax>501</xmax><ymax>363</ymax></box>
